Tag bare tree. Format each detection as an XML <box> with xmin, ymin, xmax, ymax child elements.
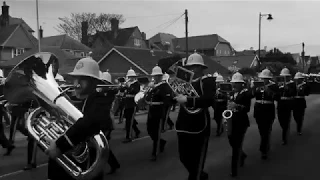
<box><xmin>56</xmin><ymin>13</ymin><xmax>125</xmax><ymax>41</ymax></box>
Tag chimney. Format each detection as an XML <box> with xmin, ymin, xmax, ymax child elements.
<box><xmin>1</xmin><ymin>1</ymin><xmax>9</xmax><ymax>27</ymax></box>
<box><xmin>81</xmin><ymin>21</ymin><xmax>88</xmax><ymax>46</ymax></box>
<box><xmin>110</xmin><ymin>18</ymin><xmax>119</xmax><ymax>39</ymax></box>
<box><xmin>39</xmin><ymin>26</ymin><xmax>43</xmax><ymax>39</ymax></box>
<box><xmin>141</xmin><ymin>32</ymin><xmax>146</xmax><ymax>40</ymax></box>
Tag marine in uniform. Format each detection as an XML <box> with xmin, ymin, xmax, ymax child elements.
<box><xmin>293</xmin><ymin>72</ymin><xmax>310</xmax><ymax>135</ymax></box>
<box><xmin>122</xmin><ymin>68</ymin><xmax>141</xmax><ymax>143</ymax></box>
<box><xmin>225</xmin><ymin>72</ymin><xmax>252</xmax><ymax>177</ymax></box>
<box><xmin>115</xmin><ymin>77</ymin><xmax>126</xmax><ymax>124</ymax></box>
<box><xmin>213</xmin><ymin>74</ymin><xmax>228</xmax><ymax>136</ymax></box>
<box><xmin>98</xmin><ymin>71</ymin><xmax>121</xmax><ymax>174</ymax></box>
<box><xmin>276</xmin><ymin>68</ymin><xmax>297</xmax><ymax>145</ymax></box>
<box><xmin>252</xmin><ymin>68</ymin><xmax>278</xmax><ymax>159</ymax></box>
<box><xmin>175</xmin><ymin>53</ymin><xmax>215</xmax><ymax>180</ymax></box>
<box><xmin>162</xmin><ymin>73</ymin><xmax>174</xmax><ymax>130</ymax></box>
<box><xmin>46</xmin><ymin>57</ymin><xmax>114</xmax><ymax>180</ymax></box>
<box><xmin>144</xmin><ymin>66</ymin><xmax>174</xmax><ymax>161</ymax></box>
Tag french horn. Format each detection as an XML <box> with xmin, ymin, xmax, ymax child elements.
<box><xmin>3</xmin><ymin>52</ymin><xmax>109</xmax><ymax>180</ymax></box>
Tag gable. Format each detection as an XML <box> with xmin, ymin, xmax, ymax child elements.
<box><xmin>4</xmin><ymin>25</ymin><xmax>35</xmax><ymax>48</ymax></box>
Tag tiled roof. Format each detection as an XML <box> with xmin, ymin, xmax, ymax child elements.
<box><xmin>99</xmin><ymin>46</ymin><xmax>229</xmax><ymax>75</ymax></box>
<box><xmin>40</xmin><ymin>34</ymin><xmax>91</xmax><ymax>52</ymax></box>
<box><xmin>0</xmin><ymin>15</ymin><xmax>34</xmax><ymax>32</ymax></box>
<box><xmin>0</xmin><ymin>46</ymin><xmax>79</xmax><ymax>75</ymax></box>
<box><xmin>91</xmin><ymin>27</ymin><xmax>136</xmax><ymax>47</ymax></box>
<box><xmin>148</xmin><ymin>33</ymin><xmax>177</xmax><ymax>51</ymax></box>
<box><xmin>212</xmin><ymin>55</ymin><xmax>258</xmax><ymax>70</ymax></box>
<box><xmin>0</xmin><ymin>24</ymin><xmax>18</xmax><ymax>46</ymax></box>
<box><xmin>172</xmin><ymin>34</ymin><xmax>230</xmax><ymax>52</ymax></box>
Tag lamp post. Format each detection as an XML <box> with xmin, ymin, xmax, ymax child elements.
<box><xmin>258</xmin><ymin>13</ymin><xmax>273</xmax><ymax>66</ymax></box>
<box><xmin>36</xmin><ymin>0</ymin><xmax>41</xmax><ymax>53</ymax></box>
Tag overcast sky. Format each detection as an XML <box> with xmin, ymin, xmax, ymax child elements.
<box><xmin>7</xmin><ymin>0</ymin><xmax>320</xmax><ymax>55</ymax></box>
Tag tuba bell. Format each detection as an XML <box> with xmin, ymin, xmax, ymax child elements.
<box><xmin>3</xmin><ymin>52</ymin><xmax>109</xmax><ymax>180</ymax></box>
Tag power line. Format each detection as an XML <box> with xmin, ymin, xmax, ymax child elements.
<box><xmin>158</xmin><ymin>14</ymin><xmax>184</xmax><ymax>32</ymax></box>
<box><xmin>145</xmin><ymin>13</ymin><xmax>184</xmax><ymax>33</ymax></box>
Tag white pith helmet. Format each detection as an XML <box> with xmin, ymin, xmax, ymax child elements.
<box><xmin>280</xmin><ymin>67</ymin><xmax>291</xmax><ymax>76</ymax></box>
<box><xmin>126</xmin><ymin>68</ymin><xmax>137</xmax><ymax>77</ymax></box>
<box><xmin>213</xmin><ymin>72</ymin><xmax>219</xmax><ymax>77</ymax></box>
<box><xmin>294</xmin><ymin>72</ymin><xmax>304</xmax><ymax>79</ymax></box>
<box><xmin>101</xmin><ymin>70</ymin><xmax>112</xmax><ymax>83</ymax></box>
<box><xmin>231</xmin><ymin>72</ymin><xmax>245</xmax><ymax>83</ymax></box>
<box><xmin>151</xmin><ymin>65</ymin><xmax>163</xmax><ymax>76</ymax></box>
<box><xmin>185</xmin><ymin>53</ymin><xmax>208</xmax><ymax>68</ymax></box>
<box><xmin>68</xmin><ymin>57</ymin><xmax>101</xmax><ymax>80</ymax></box>
<box><xmin>216</xmin><ymin>75</ymin><xmax>224</xmax><ymax>82</ymax></box>
<box><xmin>162</xmin><ymin>73</ymin><xmax>170</xmax><ymax>81</ymax></box>
<box><xmin>259</xmin><ymin>68</ymin><xmax>272</xmax><ymax>79</ymax></box>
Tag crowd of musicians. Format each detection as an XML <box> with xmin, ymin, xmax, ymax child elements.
<box><xmin>0</xmin><ymin>52</ymin><xmax>311</xmax><ymax>180</ymax></box>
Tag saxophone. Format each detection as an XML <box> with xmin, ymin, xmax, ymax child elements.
<box><xmin>4</xmin><ymin>52</ymin><xmax>109</xmax><ymax>180</ymax></box>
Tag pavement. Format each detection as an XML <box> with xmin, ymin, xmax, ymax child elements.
<box><xmin>1</xmin><ymin>96</ymin><xmax>320</xmax><ymax>180</ymax></box>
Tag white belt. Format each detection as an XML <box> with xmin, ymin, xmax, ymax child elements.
<box><xmin>256</xmin><ymin>100</ymin><xmax>273</xmax><ymax>104</ymax></box>
<box><xmin>149</xmin><ymin>102</ymin><xmax>163</xmax><ymax>105</ymax></box>
<box><xmin>216</xmin><ymin>99</ymin><xmax>226</xmax><ymax>102</ymax></box>
<box><xmin>280</xmin><ymin>97</ymin><xmax>293</xmax><ymax>100</ymax></box>
<box><xmin>295</xmin><ymin>96</ymin><xmax>304</xmax><ymax>99</ymax></box>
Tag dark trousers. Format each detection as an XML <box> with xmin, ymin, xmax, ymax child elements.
<box><xmin>277</xmin><ymin>109</ymin><xmax>292</xmax><ymax>143</ymax></box>
<box><xmin>228</xmin><ymin>127</ymin><xmax>247</xmax><ymax>175</ymax></box>
<box><xmin>162</xmin><ymin>106</ymin><xmax>174</xmax><ymax>130</ymax></box>
<box><xmin>177</xmin><ymin>132</ymin><xmax>209</xmax><ymax>180</ymax></box>
<box><xmin>0</xmin><ymin>119</ymin><xmax>10</xmax><ymax>148</ymax></box>
<box><xmin>214</xmin><ymin>108</ymin><xmax>225</xmax><ymax>134</ymax></box>
<box><xmin>256</xmin><ymin>117</ymin><xmax>274</xmax><ymax>154</ymax></box>
<box><xmin>104</xmin><ymin>130</ymin><xmax>120</xmax><ymax>169</ymax></box>
<box><xmin>124</xmin><ymin>107</ymin><xmax>139</xmax><ymax>139</ymax></box>
<box><xmin>26</xmin><ymin>137</ymin><xmax>37</xmax><ymax>165</ymax></box>
<box><xmin>147</xmin><ymin>114</ymin><xmax>166</xmax><ymax>156</ymax></box>
<box><xmin>293</xmin><ymin>108</ymin><xmax>305</xmax><ymax>133</ymax></box>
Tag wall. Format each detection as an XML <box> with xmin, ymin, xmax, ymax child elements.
<box><xmin>215</xmin><ymin>43</ymin><xmax>232</xmax><ymax>56</ymax></box>
<box><xmin>0</xmin><ymin>47</ymin><xmax>13</xmax><ymax>61</ymax></box>
<box><xmin>99</xmin><ymin>51</ymin><xmax>145</xmax><ymax>81</ymax></box>
<box><xmin>125</xmin><ymin>28</ymin><xmax>148</xmax><ymax>49</ymax></box>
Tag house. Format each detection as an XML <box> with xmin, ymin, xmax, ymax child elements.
<box><xmin>212</xmin><ymin>55</ymin><xmax>259</xmax><ymax>73</ymax></box>
<box><xmin>0</xmin><ymin>1</ymin><xmax>34</xmax><ymax>33</ymax></box>
<box><xmin>87</xmin><ymin>18</ymin><xmax>148</xmax><ymax>50</ymax></box>
<box><xmin>0</xmin><ymin>46</ymin><xmax>80</xmax><ymax>76</ymax></box>
<box><xmin>96</xmin><ymin>46</ymin><xmax>229</xmax><ymax>80</ymax></box>
<box><xmin>235</xmin><ymin>49</ymin><xmax>267</xmax><ymax>57</ymax></box>
<box><xmin>0</xmin><ymin>23</ymin><xmax>37</xmax><ymax>62</ymax></box>
<box><xmin>148</xmin><ymin>33</ymin><xmax>177</xmax><ymax>51</ymax></box>
<box><xmin>40</xmin><ymin>32</ymin><xmax>91</xmax><ymax>58</ymax></box>
<box><xmin>172</xmin><ymin>34</ymin><xmax>234</xmax><ymax>57</ymax></box>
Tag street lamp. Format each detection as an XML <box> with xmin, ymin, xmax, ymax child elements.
<box><xmin>258</xmin><ymin>12</ymin><xmax>273</xmax><ymax>62</ymax></box>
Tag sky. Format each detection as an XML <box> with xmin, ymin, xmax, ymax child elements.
<box><xmin>6</xmin><ymin>0</ymin><xmax>320</xmax><ymax>55</ymax></box>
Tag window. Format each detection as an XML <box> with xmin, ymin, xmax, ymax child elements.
<box><xmin>134</xmin><ymin>38</ymin><xmax>141</xmax><ymax>47</ymax></box>
<box><xmin>12</xmin><ymin>48</ymin><xmax>25</xmax><ymax>58</ymax></box>
<box><xmin>81</xmin><ymin>52</ymin><xmax>85</xmax><ymax>57</ymax></box>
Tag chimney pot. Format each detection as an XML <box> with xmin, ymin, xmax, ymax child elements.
<box><xmin>81</xmin><ymin>21</ymin><xmax>89</xmax><ymax>46</ymax></box>
<box><xmin>141</xmin><ymin>32</ymin><xmax>146</xmax><ymax>40</ymax></box>
<box><xmin>1</xmin><ymin>1</ymin><xmax>9</xmax><ymax>27</ymax></box>
<box><xmin>39</xmin><ymin>26</ymin><xmax>43</xmax><ymax>39</ymax></box>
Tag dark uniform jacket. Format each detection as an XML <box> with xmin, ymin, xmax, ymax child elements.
<box><xmin>294</xmin><ymin>81</ymin><xmax>310</xmax><ymax>109</ymax></box>
<box><xmin>229</xmin><ymin>88</ymin><xmax>252</xmax><ymax>131</ymax></box>
<box><xmin>214</xmin><ymin>85</ymin><xmax>228</xmax><ymax>118</ymax></box>
<box><xmin>252</xmin><ymin>81</ymin><xmax>279</xmax><ymax>120</ymax></box>
<box><xmin>145</xmin><ymin>82</ymin><xmax>174</xmax><ymax>119</ymax></box>
<box><xmin>124</xmin><ymin>80</ymin><xmax>140</xmax><ymax>109</ymax></box>
<box><xmin>175</xmin><ymin>74</ymin><xmax>215</xmax><ymax>135</ymax></box>
<box><xmin>56</xmin><ymin>91</ymin><xmax>113</xmax><ymax>154</ymax></box>
<box><xmin>275</xmin><ymin>80</ymin><xmax>297</xmax><ymax>110</ymax></box>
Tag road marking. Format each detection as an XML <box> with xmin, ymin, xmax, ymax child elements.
<box><xmin>0</xmin><ymin>130</ymin><xmax>176</xmax><ymax>178</ymax></box>
<box><xmin>0</xmin><ymin>163</ymin><xmax>48</xmax><ymax>179</ymax></box>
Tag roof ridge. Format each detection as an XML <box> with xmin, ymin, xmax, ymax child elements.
<box><xmin>1</xmin><ymin>24</ymin><xmax>20</xmax><ymax>47</ymax></box>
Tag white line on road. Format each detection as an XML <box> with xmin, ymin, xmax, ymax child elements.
<box><xmin>0</xmin><ymin>130</ymin><xmax>176</xmax><ymax>179</ymax></box>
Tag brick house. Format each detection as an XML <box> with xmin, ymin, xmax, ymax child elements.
<box><xmin>96</xmin><ymin>46</ymin><xmax>229</xmax><ymax>81</ymax></box>
<box><xmin>148</xmin><ymin>33</ymin><xmax>177</xmax><ymax>51</ymax></box>
<box><xmin>86</xmin><ymin>18</ymin><xmax>148</xmax><ymax>51</ymax></box>
<box><xmin>0</xmin><ymin>1</ymin><xmax>37</xmax><ymax>63</ymax></box>
<box><xmin>172</xmin><ymin>34</ymin><xmax>234</xmax><ymax>57</ymax></box>
<box><xmin>212</xmin><ymin>55</ymin><xmax>259</xmax><ymax>73</ymax></box>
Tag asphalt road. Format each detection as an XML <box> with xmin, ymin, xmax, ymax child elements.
<box><xmin>1</xmin><ymin>95</ymin><xmax>320</xmax><ymax>180</ymax></box>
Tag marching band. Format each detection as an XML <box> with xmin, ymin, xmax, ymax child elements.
<box><xmin>0</xmin><ymin>51</ymin><xmax>314</xmax><ymax>180</ymax></box>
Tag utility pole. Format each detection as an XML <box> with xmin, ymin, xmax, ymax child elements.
<box><xmin>302</xmin><ymin>42</ymin><xmax>305</xmax><ymax>73</ymax></box>
<box><xmin>36</xmin><ymin>0</ymin><xmax>41</xmax><ymax>53</ymax></box>
<box><xmin>185</xmin><ymin>9</ymin><xmax>188</xmax><ymax>61</ymax></box>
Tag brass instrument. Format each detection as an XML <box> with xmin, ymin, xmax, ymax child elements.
<box><xmin>134</xmin><ymin>83</ymin><xmax>153</xmax><ymax>106</ymax></box>
<box><xmin>3</xmin><ymin>52</ymin><xmax>109</xmax><ymax>180</ymax></box>
<box><xmin>166</xmin><ymin>66</ymin><xmax>202</xmax><ymax>114</ymax></box>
